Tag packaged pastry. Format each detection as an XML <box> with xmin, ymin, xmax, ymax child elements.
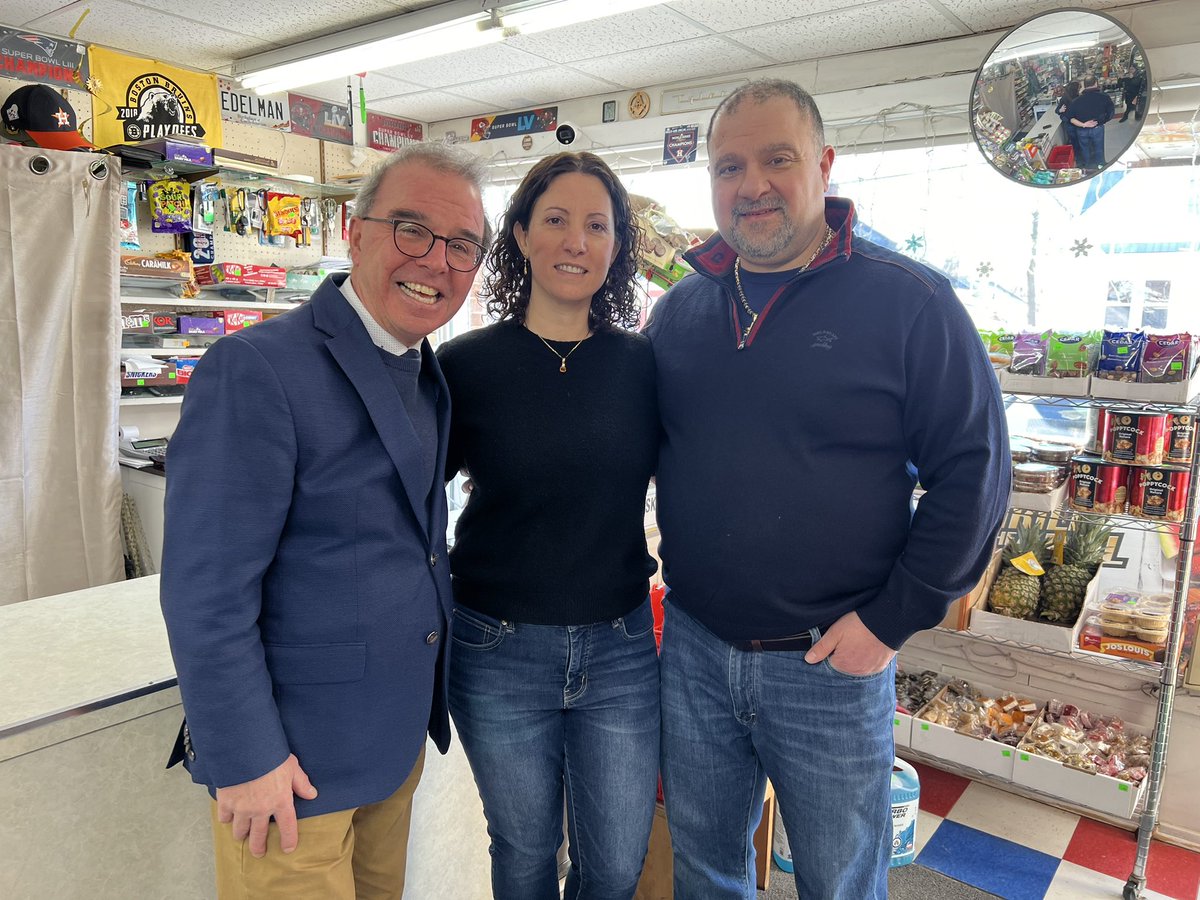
<box><xmin>1046</xmin><ymin>330</ymin><xmax>1099</xmax><ymax>378</ymax></box>
<box><xmin>1095</xmin><ymin>330</ymin><xmax>1145</xmax><ymax>382</ymax></box>
<box><xmin>1140</xmin><ymin>333</ymin><xmax>1194</xmax><ymax>384</ymax></box>
<box><xmin>1011</xmin><ymin>330</ymin><xmax>1052</xmax><ymax>376</ymax></box>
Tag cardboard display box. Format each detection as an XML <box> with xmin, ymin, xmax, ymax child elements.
<box><xmin>1012</xmin><ymin>712</ymin><xmax>1145</xmax><ymax>819</ymax></box>
<box><xmin>893</xmin><ymin>710</ymin><xmax>914</xmax><ymax>749</ymax></box>
<box><xmin>1089</xmin><ymin>368</ymin><xmax>1200</xmax><ymax>405</ymax></box>
<box><xmin>909</xmin><ymin>684</ymin><xmax>1027</xmax><ymax>779</ymax></box>
<box><xmin>1000</xmin><ymin>370</ymin><xmax>1091</xmax><ymax>397</ymax></box>
<box><xmin>968</xmin><ymin>552</ymin><xmax>1100</xmax><ymax>653</ymax></box>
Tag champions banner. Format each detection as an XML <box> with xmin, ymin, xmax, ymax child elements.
<box><xmin>87</xmin><ymin>46</ymin><xmax>222</xmax><ymax>147</ymax></box>
<box><xmin>0</xmin><ymin>28</ymin><xmax>87</xmax><ymax>89</ymax></box>
<box><xmin>367</xmin><ymin>111</ymin><xmax>422</xmax><ymax>151</ymax></box>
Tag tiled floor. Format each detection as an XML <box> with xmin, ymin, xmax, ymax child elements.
<box><xmin>907</xmin><ymin>761</ymin><xmax>1200</xmax><ymax>900</ymax></box>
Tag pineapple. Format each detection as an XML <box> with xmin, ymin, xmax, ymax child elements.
<box><xmin>1039</xmin><ymin>521</ymin><xmax>1112</xmax><ymax>624</ymax></box>
<box><xmin>989</xmin><ymin>523</ymin><xmax>1053</xmax><ymax>619</ymax></box>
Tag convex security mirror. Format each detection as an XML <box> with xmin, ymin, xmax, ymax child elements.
<box><xmin>970</xmin><ymin>9</ymin><xmax>1149</xmax><ymax>187</ymax></box>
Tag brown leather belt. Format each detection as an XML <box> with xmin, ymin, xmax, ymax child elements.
<box><xmin>729</xmin><ymin>620</ymin><xmax>836</xmax><ymax>652</ymax></box>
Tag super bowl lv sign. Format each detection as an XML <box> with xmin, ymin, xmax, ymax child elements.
<box><xmin>470</xmin><ymin>107</ymin><xmax>556</xmax><ymax>141</ymax></box>
<box><xmin>87</xmin><ymin>46</ymin><xmax>222</xmax><ymax>148</ymax></box>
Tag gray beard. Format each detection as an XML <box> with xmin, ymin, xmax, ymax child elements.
<box><xmin>728</xmin><ymin>213</ymin><xmax>797</xmax><ymax>264</ymax></box>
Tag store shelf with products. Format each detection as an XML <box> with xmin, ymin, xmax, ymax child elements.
<box><xmin>139</xmin><ymin>160</ymin><xmax>357</xmax><ymax>202</ymax></box>
<box><xmin>119</xmin><ymin>396</ymin><xmax>184</xmax><ymax>407</ymax></box>
<box><xmin>120</xmin><ymin>295</ymin><xmax>303</xmax><ymax>311</ymax></box>
<box><xmin>906</xmin><ymin>385</ymin><xmax>1200</xmax><ymax>894</ymax></box>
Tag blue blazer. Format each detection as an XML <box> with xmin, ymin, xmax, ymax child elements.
<box><xmin>160</xmin><ymin>275</ymin><xmax>453</xmax><ymax>818</ymax></box>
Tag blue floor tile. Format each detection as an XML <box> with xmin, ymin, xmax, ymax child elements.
<box><xmin>916</xmin><ymin>820</ymin><xmax>1061</xmax><ymax>900</ymax></box>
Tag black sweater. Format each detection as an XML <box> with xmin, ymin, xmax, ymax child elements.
<box><xmin>437</xmin><ymin>317</ymin><xmax>658</xmax><ymax>625</ymax></box>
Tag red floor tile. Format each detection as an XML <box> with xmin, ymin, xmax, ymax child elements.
<box><xmin>909</xmin><ymin>760</ymin><xmax>971</xmax><ymax>818</ymax></box>
<box><xmin>1146</xmin><ymin>839</ymin><xmax>1200</xmax><ymax>900</ymax></box>
<box><xmin>1063</xmin><ymin>817</ymin><xmax>1137</xmax><ymax>881</ymax></box>
<box><xmin>1064</xmin><ymin>816</ymin><xmax>1200</xmax><ymax>900</ymax></box>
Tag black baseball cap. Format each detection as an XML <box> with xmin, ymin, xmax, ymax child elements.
<box><xmin>2</xmin><ymin>83</ymin><xmax>94</xmax><ymax>151</ymax></box>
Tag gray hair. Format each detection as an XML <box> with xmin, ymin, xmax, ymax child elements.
<box><xmin>707</xmin><ymin>79</ymin><xmax>826</xmax><ymax>150</ymax></box>
<box><xmin>354</xmin><ymin>142</ymin><xmax>493</xmax><ymax>245</ymax></box>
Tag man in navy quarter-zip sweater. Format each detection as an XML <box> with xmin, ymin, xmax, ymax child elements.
<box><xmin>645</xmin><ymin>79</ymin><xmax>1010</xmax><ymax>900</ymax></box>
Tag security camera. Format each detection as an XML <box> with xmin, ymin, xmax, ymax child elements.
<box><xmin>555</xmin><ymin>122</ymin><xmax>578</xmax><ymax>145</ymax></box>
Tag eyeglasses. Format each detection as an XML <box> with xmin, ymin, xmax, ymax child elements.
<box><xmin>359</xmin><ymin>217</ymin><xmax>485</xmax><ymax>272</ymax></box>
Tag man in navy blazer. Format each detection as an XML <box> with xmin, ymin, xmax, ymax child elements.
<box><xmin>160</xmin><ymin>142</ymin><xmax>490</xmax><ymax>899</ymax></box>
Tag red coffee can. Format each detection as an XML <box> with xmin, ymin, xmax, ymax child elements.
<box><xmin>1069</xmin><ymin>455</ymin><xmax>1128</xmax><ymax>515</ymax></box>
<box><xmin>1129</xmin><ymin>466</ymin><xmax>1191</xmax><ymax>523</ymax></box>
<box><xmin>1103</xmin><ymin>409</ymin><xmax>1167</xmax><ymax>466</ymax></box>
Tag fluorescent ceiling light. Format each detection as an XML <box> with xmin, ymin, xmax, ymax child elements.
<box><xmin>234</xmin><ymin>0</ymin><xmax>669</xmax><ymax>95</ymax></box>
<box><xmin>502</xmin><ymin>0</ymin><xmax>668</xmax><ymax>34</ymax></box>
<box><xmin>1158</xmin><ymin>78</ymin><xmax>1200</xmax><ymax>90</ymax></box>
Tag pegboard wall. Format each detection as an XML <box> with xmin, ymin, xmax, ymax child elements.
<box><xmin>0</xmin><ymin>75</ymin><xmax>372</xmax><ymax>265</ymax></box>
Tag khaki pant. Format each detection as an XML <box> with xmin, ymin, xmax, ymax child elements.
<box><xmin>211</xmin><ymin>746</ymin><xmax>425</xmax><ymax>900</ymax></box>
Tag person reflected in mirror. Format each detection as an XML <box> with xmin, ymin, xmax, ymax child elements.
<box><xmin>1068</xmin><ymin>75</ymin><xmax>1116</xmax><ymax>170</ymax></box>
<box><xmin>1055</xmin><ymin>81</ymin><xmax>1084</xmax><ymax>169</ymax></box>
<box><xmin>1118</xmin><ymin>64</ymin><xmax>1146</xmax><ymax>123</ymax></box>
<box><xmin>643</xmin><ymin>78</ymin><xmax>1010</xmax><ymax>900</ymax></box>
<box><xmin>437</xmin><ymin>151</ymin><xmax>659</xmax><ymax>900</ymax></box>
<box><xmin>159</xmin><ymin>142</ymin><xmax>490</xmax><ymax>899</ymax></box>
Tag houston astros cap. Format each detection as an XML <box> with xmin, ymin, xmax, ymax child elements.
<box><xmin>2</xmin><ymin>83</ymin><xmax>95</xmax><ymax>151</ymax></box>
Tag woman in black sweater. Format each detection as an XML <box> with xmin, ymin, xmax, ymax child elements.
<box><xmin>437</xmin><ymin>152</ymin><xmax>658</xmax><ymax>900</ymax></box>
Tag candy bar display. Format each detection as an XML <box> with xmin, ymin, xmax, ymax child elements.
<box><xmin>916</xmin><ymin>678</ymin><xmax>1039</xmax><ymax>746</ymax></box>
<box><xmin>1018</xmin><ymin>699</ymin><xmax>1150</xmax><ymax>783</ymax></box>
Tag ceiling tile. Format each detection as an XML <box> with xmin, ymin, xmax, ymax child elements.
<box><xmin>572</xmin><ymin>35</ymin><xmax>772</xmax><ymax>90</ymax></box>
<box><xmin>451</xmin><ymin>68</ymin><xmax>620</xmax><ymax>113</ymax></box>
<box><xmin>370</xmin><ymin>90</ymin><xmax>487</xmax><ymax>122</ymax></box>
<box><xmin>932</xmin><ymin>0</ymin><xmax>1145</xmax><ymax>33</ymax></box>
<box><xmin>373</xmin><ymin>42</ymin><xmax>548</xmax><ymax>88</ymax></box>
<box><xmin>290</xmin><ymin>72</ymin><xmax>422</xmax><ymax>106</ymax></box>
<box><xmin>133</xmin><ymin>0</ymin><xmax>406</xmax><ymax>46</ymax></box>
<box><xmin>30</xmin><ymin>0</ymin><xmax>269</xmax><ymax>70</ymax></box>
<box><xmin>665</xmin><ymin>0</ymin><xmax>865</xmax><ymax>32</ymax></box>
<box><xmin>727</xmin><ymin>0</ymin><xmax>967</xmax><ymax>64</ymax></box>
<box><xmin>503</xmin><ymin>7</ymin><xmax>710</xmax><ymax>63</ymax></box>
<box><xmin>2</xmin><ymin>1</ymin><xmax>77</xmax><ymax>25</ymax></box>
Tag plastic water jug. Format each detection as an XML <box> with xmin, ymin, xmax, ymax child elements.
<box><xmin>890</xmin><ymin>758</ymin><xmax>920</xmax><ymax>867</ymax></box>
<box><xmin>770</xmin><ymin>758</ymin><xmax>920</xmax><ymax>874</ymax></box>
<box><xmin>772</xmin><ymin>804</ymin><xmax>793</xmax><ymax>873</ymax></box>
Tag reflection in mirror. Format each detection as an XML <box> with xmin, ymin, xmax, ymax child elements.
<box><xmin>970</xmin><ymin>10</ymin><xmax>1149</xmax><ymax>188</ymax></box>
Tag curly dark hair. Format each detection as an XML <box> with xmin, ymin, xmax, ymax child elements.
<box><xmin>483</xmin><ymin>151</ymin><xmax>643</xmax><ymax>330</ymax></box>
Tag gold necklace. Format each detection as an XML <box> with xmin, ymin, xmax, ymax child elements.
<box><xmin>733</xmin><ymin>224</ymin><xmax>834</xmax><ymax>347</ymax></box>
<box><xmin>532</xmin><ymin>331</ymin><xmax>587</xmax><ymax>373</ymax></box>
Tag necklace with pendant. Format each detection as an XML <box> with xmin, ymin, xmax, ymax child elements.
<box><xmin>532</xmin><ymin>331</ymin><xmax>587</xmax><ymax>373</ymax></box>
<box><xmin>733</xmin><ymin>224</ymin><xmax>834</xmax><ymax>348</ymax></box>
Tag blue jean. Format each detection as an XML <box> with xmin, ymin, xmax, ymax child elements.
<box><xmin>1077</xmin><ymin>125</ymin><xmax>1106</xmax><ymax>168</ymax></box>
<box><xmin>660</xmin><ymin>601</ymin><xmax>895</xmax><ymax>900</ymax></box>
<box><xmin>448</xmin><ymin>599</ymin><xmax>660</xmax><ymax>900</ymax></box>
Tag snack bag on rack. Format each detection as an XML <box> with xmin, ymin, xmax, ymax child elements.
<box><xmin>988</xmin><ymin>331</ymin><xmax>1015</xmax><ymax>368</ymax></box>
<box><xmin>1140</xmin><ymin>333</ymin><xmax>1194</xmax><ymax>383</ymax></box>
<box><xmin>1010</xmin><ymin>330</ymin><xmax>1052</xmax><ymax>376</ymax></box>
<box><xmin>266</xmin><ymin>192</ymin><xmax>304</xmax><ymax>244</ymax></box>
<box><xmin>1095</xmin><ymin>329</ymin><xmax>1145</xmax><ymax>382</ymax></box>
<box><xmin>149</xmin><ymin>179</ymin><xmax>193</xmax><ymax>234</ymax></box>
<box><xmin>1047</xmin><ymin>330</ymin><xmax>1100</xmax><ymax>378</ymax></box>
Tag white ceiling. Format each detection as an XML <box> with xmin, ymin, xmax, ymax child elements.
<box><xmin>2</xmin><ymin>0</ymin><xmax>1157</xmax><ymax>124</ymax></box>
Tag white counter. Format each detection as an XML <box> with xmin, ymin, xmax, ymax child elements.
<box><xmin>0</xmin><ymin>575</ymin><xmax>173</xmax><ymax>737</ymax></box>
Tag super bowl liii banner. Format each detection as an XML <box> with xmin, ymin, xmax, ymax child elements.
<box><xmin>87</xmin><ymin>45</ymin><xmax>222</xmax><ymax>147</ymax></box>
<box><xmin>1</xmin><ymin>28</ymin><xmax>87</xmax><ymax>88</ymax></box>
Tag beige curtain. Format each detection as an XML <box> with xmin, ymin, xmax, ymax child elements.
<box><xmin>0</xmin><ymin>145</ymin><xmax>123</xmax><ymax>605</ymax></box>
